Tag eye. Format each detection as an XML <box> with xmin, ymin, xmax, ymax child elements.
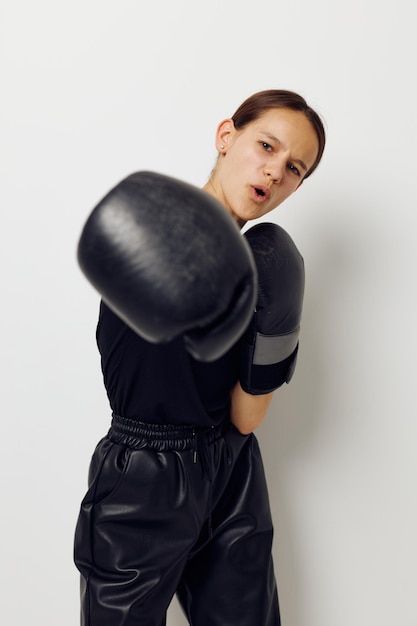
<box><xmin>288</xmin><ymin>163</ymin><xmax>301</xmax><ymax>177</ymax></box>
<box><xmin>260</xmin><ymin>141</ymin><xmax>273</xmax><ymax>151</ymax></box>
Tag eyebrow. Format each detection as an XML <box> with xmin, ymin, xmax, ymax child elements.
<box><xmin>264</xmin><ymin>133</ymin><xmax>308</xmax><ymax>173</ymax></box>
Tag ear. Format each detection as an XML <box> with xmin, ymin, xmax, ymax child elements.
<box><xmin>215</xmin><ymin>118</ymin><xmax>235</xmax><ymax>152</ymax></box>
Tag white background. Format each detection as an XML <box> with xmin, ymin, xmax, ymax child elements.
<box><xmin>1</xmin><ymin>1</ymin><xmax>416</xmax><ymax>624</ymax></box>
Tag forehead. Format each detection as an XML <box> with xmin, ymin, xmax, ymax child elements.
<box><xmin>249</xmin><ymin>108</ymin><xmax>319</xmax><ymax>165</ymax></box>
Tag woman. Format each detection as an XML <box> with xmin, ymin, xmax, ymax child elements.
<box><xmin>74</xmin><ymin>89</ymin><xmax>326</xmax><ymax>626</ymax></box>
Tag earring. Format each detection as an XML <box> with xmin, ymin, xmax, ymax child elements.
<box><xmin>220</xmin><ymin>145</ymin><xmax>224</xmax><ymax>150</ymax></box>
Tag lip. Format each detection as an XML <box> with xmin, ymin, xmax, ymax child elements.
<box><xmin>250</xmin><ymin>185</ymin><xmax>271</xmax><ymax>203</ymax></box>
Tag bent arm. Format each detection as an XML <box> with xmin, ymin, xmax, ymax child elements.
<box><xmin>230</xmin><ymin>381</ymin><xmax>273</xmax><ymax>435</ymax></box>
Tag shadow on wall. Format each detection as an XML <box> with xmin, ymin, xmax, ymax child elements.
<box><xmin>256</xmin><ymin>197</ymin><xmax>361</xmax><ymax>625</ymax></box>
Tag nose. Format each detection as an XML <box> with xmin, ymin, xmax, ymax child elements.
<box><xmin>265</xmin><ymin>157</ymin><xmax>286</xmax><ymax>184</ymax></box>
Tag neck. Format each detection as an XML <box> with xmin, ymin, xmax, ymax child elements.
<box><xmin>203</xmin><ymin>179</ymin><xmax>246</xmax><ymax>230</ymax></box>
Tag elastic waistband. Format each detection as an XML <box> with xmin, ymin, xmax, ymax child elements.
<box><xmin>107</xmin><ymin>413</ymin><xmax>230</xmax><ymax>452</ymax></box>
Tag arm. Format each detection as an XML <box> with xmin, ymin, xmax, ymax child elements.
<box><xmin>77</xmin><ymin>171</ymin><xmax>257</xmax><ymax>363</ymax></box>
<box><xmin>231</xmin><ymin>223</ymin><xmax>305</xmax><ymax>435</ymax></box>
<box><xmin>230</xmin><ymin>381</ymin><xmax>273</xmax><ymax>435</ymax></box>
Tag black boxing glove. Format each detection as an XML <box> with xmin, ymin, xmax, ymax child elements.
<box><xmin>77</xmin><ymin>171</ymin><xmax>257</xmax><ymax>362</ymax></box>
<box><xmin>240</xmin><ymin>223</ymin><xmax>305</xmax><ymax>394</ymax></box>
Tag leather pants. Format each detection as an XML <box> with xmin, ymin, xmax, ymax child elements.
<box><xmin>74</xmin><ymin>416</ymin><xmax>281</xmax><ymax>625</ymax></box>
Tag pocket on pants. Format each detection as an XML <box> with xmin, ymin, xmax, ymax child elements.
<box><xmin>74</xmin><ymin>437</ymin><xmax>131</xmax><ymax>576</ymax></box>
<box><xmin>86</xmin><ymin>437</ymin><xmax>131</xmax><ymax>506</ymax></box>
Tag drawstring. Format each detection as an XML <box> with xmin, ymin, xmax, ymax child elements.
<box><xmin>192</xmin><ymin>428</ymin><xmax>214</xmax><ymax>483</ymax></box>
<box><xmin>109</xmin><ymin>414</ymin><xmax>231</xmax><ymax>542</ymax></box>
<box><xmin>192</xmin><ymin>428</ymin><xmax>217</xmax><ymax>539</ymax></box>
<box><xmin>191</xmin><ymin>427</ymin><xmax>233</xmax><ymax>540</ymax></box>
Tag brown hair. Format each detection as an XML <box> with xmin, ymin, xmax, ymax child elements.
<box><xmin>231</xmin><ymin>90</ymin><xmax>326</xmax><ymax>178</ymax></box>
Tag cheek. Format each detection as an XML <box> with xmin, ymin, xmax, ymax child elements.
<box><xmin>230</xmin><ymin>143</ymin><xmax>255</xmax><ymax>168</ymax></box>
<box><xmin>273</xmin><ymin>179</ymin><xmax>299</xmax><ymax>203</ymax></box>
<box><xmin>222</xmin><ymin>155</ymin><xmax>247</xmax><ymax>188</ymax></box>
<box><xmin>287</xmin><ymin>175</ymin><xmax>302</xmax><ymax>192</ymax></box>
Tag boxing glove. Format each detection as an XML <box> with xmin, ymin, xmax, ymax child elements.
<box><xmin>77</xmin><ymin>171</ymin><xmax>257</xmax><ymax>362</ymax></box>
<box><xmin>240</xmin><ymin>223</ymin><xmax>305</xmax><ymax>394</ymax></box>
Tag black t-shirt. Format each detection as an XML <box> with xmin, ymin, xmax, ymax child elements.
<box><xmin>96</xmin><ymin>301</ymin><xmax>241</xmax><ymax>427</ymax></box>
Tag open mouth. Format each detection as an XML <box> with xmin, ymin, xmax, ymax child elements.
<box><xmin>253</xmin><ymin>186</ymin><xmax>270</xmax><ymax>201</ymax></box>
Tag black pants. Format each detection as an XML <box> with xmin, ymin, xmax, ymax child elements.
<box><xmin>74</xmin><ymin>415</ymin><xmax>281</xmax><ymax>625</ymax></box>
